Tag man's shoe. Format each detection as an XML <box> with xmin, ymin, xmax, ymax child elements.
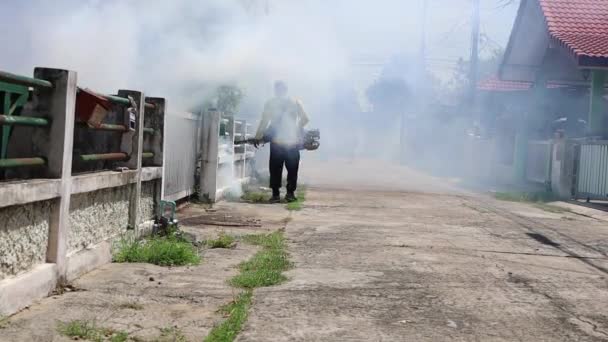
<box><xmin>269</xmin><ymin>190</ymin><xmax>281</xmax><ymax>203</ymax></box>
<box><xmin>285</xmin><ymin>192</ymin><xmax>297</xmax><ymax>203</ymax></box>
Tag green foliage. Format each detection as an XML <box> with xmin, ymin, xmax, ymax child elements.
<box><xmin>216</xmin><ymin>85</ymin><xmax>244</xmax><ymax>115</ymax></box>
<box><xmin>231</xmin><ymin>232</ymin><xmax>291</xmax><ymax>288</ymax></box>
<box><xmin>204</xmin><ymin>291</ymin><xmax>253</xmax><ymax>342</ymax></box>
<box><xmin>206</xmin><ymin>232</ymin><xmax>236</xmax><ymax>249</ymax></box>
<box><xmin>113</xmin><ymin>235</ymin><xmax>200</xmax><ymax>267</ymax></box>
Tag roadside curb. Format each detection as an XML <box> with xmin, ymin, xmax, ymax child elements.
<box><xmin>549</xmin><ymin>201</ymin><xmax>608</xmax><ymax>222</ymax></box>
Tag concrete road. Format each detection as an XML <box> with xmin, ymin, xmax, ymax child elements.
<box><xmin>240</xmin><ymin>160</ymin><xmax>608</xmax><ymax>341</ymax></box>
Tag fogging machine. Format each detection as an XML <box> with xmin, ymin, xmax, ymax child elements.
<box><xmin>234</xmin><ymin>128</ymin><xmax>320</xmax><ymax>151</ymax></box>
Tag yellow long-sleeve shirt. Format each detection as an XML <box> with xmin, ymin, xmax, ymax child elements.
<box><xmin>255</xmin><ymin>97</ymin><xmax>309</xmax><ymax>146</ymax></box>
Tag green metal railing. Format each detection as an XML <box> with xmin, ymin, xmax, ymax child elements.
<box><xmin>0</xmin><ymin>114</ymin><xmax>50</xmax><ymax>127</ymax></box>
<box><xmin>79</xmin><ymin>152</ymin><xmax>128</xmax><ymax>162</ymax></box>
<box><xmin>0</xmin><ymin>71</ymin><xmax>52</xmax><ymax>89</ymax></box>
<box><xmin>80</xmin><ymin>123</ymin><xmax>154</xmax><ymax>133</ymax></box>
<box><xmin>0</xmin><ymin>71</ymin><xmax>54</xmax><ymax>171</ymax></box>
<box><xmin>0</xmin><ymin>70</ymin><xmax>160</xmax><ymax>174</ymax></box>
<box><xmin>0</xmin><ymin>157</ymin><xmax>46</xmax><ymax>169</ymax></box>
<box><xmin>100</xmin><ymin>92</ymin><xmax>155</xmax><ymax>109</ymax></box>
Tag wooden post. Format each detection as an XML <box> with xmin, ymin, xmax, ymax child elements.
<box><xmin>33</xmin><ymin>68</ymin><xmax>77</xmax><ymax>281</ymax></box>
<box><xmin>589</xmin><ymin>70</ymin><xmax>606</xmax><ymax>137</ymax></box>
<box><xmin>200</xmin><ymin>109</ymin><xmax>220</xmax><ymax>202</ymax></box>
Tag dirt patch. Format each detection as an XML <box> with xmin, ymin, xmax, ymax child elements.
<box><xmin>180</xmin><ymin>213</ymin><xmax>262</xmax><ymax>228</ymax></box>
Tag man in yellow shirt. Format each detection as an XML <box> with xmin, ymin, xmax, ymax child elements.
<box><xmin>255</xmin><ymin>81</ymin><xmax>309</xmax><ymax>202</ymax></box>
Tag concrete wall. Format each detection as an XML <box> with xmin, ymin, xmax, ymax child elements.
<box><xmin>139</xmin><ymin>180</ymin><xmax>158</xmax><ymax>224</ymax></box>
<box><xmin>0</xmin><ymin>67</ymin><xmax>166</xmax><ymax>316</ymax></box>
<box><xmin>0</xmin><ymin>201</ymin><xmax>52</xmax><ymax>280</ymax></box>
<box><xmin>68</xmin><ymin>186</ymin><xmax>131</xmax><ymax>254</ymax></box>
<box><xmin>551</xmin><ymin>138</ymin><xmax>578</xmax><ymax>199</ymax></box>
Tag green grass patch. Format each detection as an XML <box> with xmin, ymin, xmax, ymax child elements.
<box><xmin>113</xmin><ymin>235</ymin><xmax>200</xmax><ymax>267</ymax></box>
<box><xmin>241</xmin><ymin>190</ymin><xmax>269</xmax><ymax>203</ymax></box>
<box><xmin>231</xmin><ymin>232</ymin><xmax>291</xmax><ymax>288</ymax></box>
<box><xmin>57</xmin><ymin>320</ymin><xmax>128</xmax><ymax>342</ymax></box>
<box><xmin>204</xmin><ymin>291</ymin><xmax>253</xmax><ymax>342</ymax></box>
<box><xmin>286</xmin><ymin>188</ymin><xmax>306</xmax><ymax>211</ymax></box>
<box><xmin>493</xmin><ymin>191</ymin><xmax>557</xmax><ymax>203</ymax></box>
<box><xmin>206</xmin><ymin>232</ymin><xmax>236</xmax><ymax>249</ymax></box>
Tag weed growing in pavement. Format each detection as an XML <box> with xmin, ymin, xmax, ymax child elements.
<box><xmin>204</xmin><ymin>291</ymin><xmax>252</xmax><ymax>342</ymax></box>
<box><xmin>205</xmin><ymin>231</ymin><xmax>291</xmax><ymax>341</ymax></box>
<box><xmin>57</xmin><ymin>320</ymin><xmax>128</xmax><ymax>342</ymax></box>
<box><xmin>206</xmin><ymin>232</ymin><xmax>236</xmax><ymax>249</ymax></box>
<box><xmin>157</xmin><ymin>326</ymin><xmax>187</xmax><ymax>342</ymax></box>
<box><xmin>286</xmin><ymin>188</ymin><xmax>306</xmax><ymax>211</ymax></box>
<box><xmin>231</xmin><ymin>231</ymin><xmax>291</xmax><ymax>288</ymax></box>
<box><xmin>113</xmin><ymin>234</ymin><xmax>200</xmax><ymax>267</ymax></box>
<box><xmin>241</xmin><ymin>190</ymin><xmax>268</xmax><ymax>203</ymax></box>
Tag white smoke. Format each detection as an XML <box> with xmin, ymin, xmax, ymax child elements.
<box><xmin>0</xmin><ymin>0</ymin><xmax>519</xmax><ymax>185</ymax></box>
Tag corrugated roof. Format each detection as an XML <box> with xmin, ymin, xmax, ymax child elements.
<box><xmin>540</xmin><ymin>0</ymin><xmax>608</xmax><ymax>59</ymax></box>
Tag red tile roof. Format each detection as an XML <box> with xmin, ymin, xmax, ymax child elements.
<box><xmin>478</xmin><ymin>77</ymin><xmax>531</xmax><ymax>92</ymax></box>
<box><xmin>478</xmin><ymin>76</ymin><xmax>571</xmax><ymax>92</ymax></box>
<box><xmin>539</xmin><ymin>0</ymin><xmax>608</xmax><ymax>60</ymax></box>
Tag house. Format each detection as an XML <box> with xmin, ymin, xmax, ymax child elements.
<box><xmin>501</xmin><ymin>0</ymin><xmax>607</xmax><ymax>135</ymax></box>
<box><xmin>498</xmin><ymin>0</ymin><xmax>608</xmax><ymax>199</ymax></box>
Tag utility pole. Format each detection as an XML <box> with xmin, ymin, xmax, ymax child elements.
<box><xmin>468</xmin><ymin>0</ymin><xmax>480</xmax><ymax>105</ymax></box>
<box><xmin>419</xmin><ymin>0</ymin><xmax>428</xmax><ymax>65</ymax></box>
<box><xmin>401</xmin><ymin>0</ymin><xmax>428</xmax><ymax>164</ymax></box>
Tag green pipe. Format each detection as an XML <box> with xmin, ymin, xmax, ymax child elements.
<box><xmin>143</xmin><ymin>127</ymin><xmax>154</xmax><ymax>134</ymax></box>
<box><xmin>0</xmin><ymin>115</ymin><xmax>49</xmax><ymax>127</ymax></box>
<box><xmin>102</xmin><ymin>94</ymin><xmax>154</xmax><ymax>109</ymax></box>
<box><xmin>88</xmin><ymin>123</ymin><xmax>127</xmax><ymax>132</ymax></box>
<box><xmin>0</xmin><ymin>71</ymin><xmax>52</xmax><ymax>88</ymax></box>
<box><xmin>80</xmin><ymin>152</ymin><xmax>128</xmax><ymax>162</ymax></box>
<box><xmin>0</xmin><ymin>157</ymin><xmax>46</xmax><ymax>168</ymax></box>
<box><xmin>142</xmin><ymin>152</ymin><xmax>154</xmax><ymax>159</ymax></box>
<box><xmin>104</xmin><ymin>94</ymin><xmax>131</xmax><ymax>106</ymax></box>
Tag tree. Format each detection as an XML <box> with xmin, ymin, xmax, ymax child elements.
<box><xmin>215</xmin><ymin>85</ymin><xmax>245</xmax><ymax>115</ymax></box>
<box><xmin>366</xmin><ymin>78</ymin><xmax>410</xmax><ymax>117</ymax></box>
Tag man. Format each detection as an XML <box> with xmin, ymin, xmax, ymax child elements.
<box><xmin>255</xmin><ymin>81</ymin><xmax>309</xmax><ymax>203</ymax></box>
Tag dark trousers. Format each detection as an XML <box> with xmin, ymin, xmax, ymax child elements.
<box><xmin>269</xmin><ymin>143</ymin><xmax>300</xmax><ymax>193</ymax></box>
